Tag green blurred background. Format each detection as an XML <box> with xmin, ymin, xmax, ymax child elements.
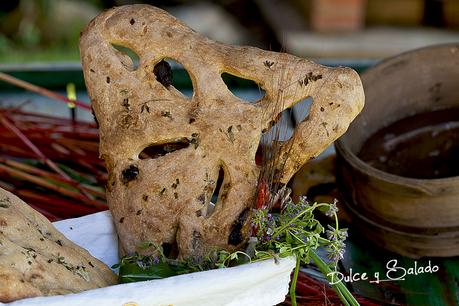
<box><xmin>1</xmin><ymin>0</ymin><xmax>458</xmax><ymax>63</ymax></box>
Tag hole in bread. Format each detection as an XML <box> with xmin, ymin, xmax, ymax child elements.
<box><xmin>208</xmin><ymin>165</ymin><xmax>225</xmax><ymax>214</ymax></box>
<box><xmin>291</xmin><ymin>97</ymin><xmax>313</xmax><ymax>127</ymax></box>
<box><xmin>139</xmin><ymin>138</ymin><xmax>190</xmax><ymax>159</ymax></box>
<box><xmin>205</xmin><ymin>166</ymin><xmax>223</xmax><ymax>217</ymax></box>
<box><xmin>221</xmin><ymin>72</ymin><xmax>265</xmax><ymax>103</ymax></box>
<box><xmin>161</xmin><ymin>241</ymin><xmax>178</xmax><ymax>258</ymax></box>
<box><xmin>153</xmin><ymin>59</ymin><xmax>193</xmax><ymax>97</ymax></box>
<box><xmin>111</xmin><ymin>44</ymin><xmax>140</xmax><ymax>71</ymax></box>
<box><xmin>205</xmin><ymin>162</ymin><xmax>230</xmax><ymax>218</ymax></box>
<box><xmin>257</xmin><ymin>108</ymin><xmax>294</xmax><ymax>164</ymax></box>
<box><xmin>256</xmin><ymin>97</ymin><xmax>313</xmax><ymax>165</ymax></box>
<box><xmin>228</xmin><ymin>208</ymin><xmax>249</xmax><ymax>246</ymax></box>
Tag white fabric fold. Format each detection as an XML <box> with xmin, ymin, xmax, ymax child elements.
<box><xmin>4</xmin><ymin>211</ymin><xmax>295</xmax><ymax>306</ymax></box>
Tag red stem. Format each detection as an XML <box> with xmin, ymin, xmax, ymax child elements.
<box><xmin>0</xmin><ymin>114</ymin><xmax>71</xmax><ymax>180</ymax></box>
<box><xmin>0</xmin><ymin>72</ymin><xmax>91</xmax><ymax>110</ymax></box>
<box><xmin>0</xmin><ymin>159</ymin><xmax>106</xmax><ymax>198</ymax></box>
<box><xmin>0</xmin><ymin>163</ymin><xmax>105</xmax><ymax>208</ymax></box>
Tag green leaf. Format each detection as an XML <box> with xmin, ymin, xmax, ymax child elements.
<box><xmin>119</xmin><ymin>261</ymin><xmax>177</xmax><ymax>283</ymax></box>
<box><xmin>279</xmin><ymin>246</ymin><xmax>290</xmax><ymax>255</ymax></box>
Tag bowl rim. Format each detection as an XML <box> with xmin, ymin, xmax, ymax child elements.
<box><xmin>335</xmin><ymin>141</ymin><xmax>459</xmax><ymax>187</ymax></box>
<box><xmin>336</xmin><ymin>43</ymin><xmax>459</xmax><ymax>188</ymax></box>
<box><xmin>342</xmin><ymin>196</ymin><xmax>459</xmax><ymax>236</ymax></box>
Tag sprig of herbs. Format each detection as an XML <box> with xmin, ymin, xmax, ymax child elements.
<box><xmin>246</xmin><ymin>197</ymin><xmax>356</xmax><ymax>306</ymax></box>
<box><xmin>114</xmin><ymin>197</ymin><xmax>358</xmax><ymax>306</ymax></box>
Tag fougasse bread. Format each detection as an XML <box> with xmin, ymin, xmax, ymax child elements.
<box><xmin>79</xmin><ymin>5</ymin><xmax>364</xmax><ymax>259</ymax></box>
<box><xmin>0</xmin><ymin>188</ymin><xmax>117</xmax><ymax>303</ymax></box>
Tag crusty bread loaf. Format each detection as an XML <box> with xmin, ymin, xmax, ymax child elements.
<box><xmin>79</xmin><ymin>5</ymin><xmax>364</xmax><ymax>258</ymax></box>
<box><xmin>0</xmin><ymin>188</ymin><xmax>117</xmax><ymax>303</ymax></box>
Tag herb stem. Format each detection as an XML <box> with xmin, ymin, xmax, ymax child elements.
<box><xmin>335</xmin><ymin>286</ymin><xmax>351</xmax><ymax>306</ymax></box>
<box><xmin>289</xmin><ymin>256</ymin><xmax>300</xmax><ymax>306</ymax></box>
<box><xmin>334</xmin><ymin>212</ymin><xmax>339</xmax><ymax>231</ymax></box>
<box><xmin>310</xmin><ymin>250</ymin><xmax>360</xmax><ymax>306</ymax></box>
<box><xmin>272</xmin><ymin>203</ymin><xmax>329</xmax><ymax>238</ymax></box>
<box><xmin>289</xmin><ymin>230</ymin><xmax>305</xmax><ymax>245</ymax></box>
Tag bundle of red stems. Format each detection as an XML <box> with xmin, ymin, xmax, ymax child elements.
<box><xmin>0</xmin><ymin>108</ymin><xmax>107</xmax><ymax>221</ymax></box>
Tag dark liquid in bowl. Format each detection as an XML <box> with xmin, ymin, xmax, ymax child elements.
<box><xmin>358</xmin><ymin>108</ymin><xmax>459</xmax><ymax>179</ymax></box>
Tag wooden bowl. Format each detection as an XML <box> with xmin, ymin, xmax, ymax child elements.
<box><xmin>335</xmin><ymin>43</ymin><xmax>459</xmax><ymax>258</ymax></box>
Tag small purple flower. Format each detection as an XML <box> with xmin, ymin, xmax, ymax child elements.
<box><xmin>338</xmin><ymin>229</ymin><xmax>348</xmax><ymax>240</ymax></box>
<box><xmin>326</xmin><ymin>230</ymin><xmax>336</xmax><ymax>241</ymax></box>
<box><xmin>153</xmin><ymin>257</ymin><xmax>160</xmax><ymax>264</ymax></box>
<box><xmin>325</xmin><ymin>200</ymin><xmax>339</xmax><ymax>217</ymax></box>
<box><xmin>137</xmin><ymin>260</ymin><xmax>147</xmax><ymax>269</ymax></box>
<box><xmin>327</xmin><ymin>246</ymin><xmax>345</xmax><ymax>262</ymax></box>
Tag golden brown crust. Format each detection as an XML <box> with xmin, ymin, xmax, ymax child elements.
<box><xmin>79</xmin><ymin>4</ymin><xmax>364</xmax><ymax>258</ymax></box>
<box><xmin>0</xmin><ymin>189</ymin><xmax>117</xmax><ymax>303</ymax></box>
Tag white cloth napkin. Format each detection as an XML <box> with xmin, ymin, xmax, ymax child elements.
<box><xmin>3</xmin><ymin>211</ymin><xmax>295</xmax><ymax>306</ymax></box>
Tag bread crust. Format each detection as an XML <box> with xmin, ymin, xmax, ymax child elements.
<box><xmin>0</xmin><ymin>189</ymin><xmax>117</xmax><ymax>303</ymax></box>
<box><xmin>79</xmin><ymin>4</ymin><xmax>364</xmax><ymax>258</ymax></box>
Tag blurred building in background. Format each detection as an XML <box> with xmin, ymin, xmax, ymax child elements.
<box><xmin>0</xmin><ymin>0</ymin><xmax>458</xmax><ymax>62</ymax></box>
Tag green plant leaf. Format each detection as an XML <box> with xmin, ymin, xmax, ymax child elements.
<box><xmin>119</xmin><ymin>261</ymin><xmax>177</xmax><ymax>283</ymax></box>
